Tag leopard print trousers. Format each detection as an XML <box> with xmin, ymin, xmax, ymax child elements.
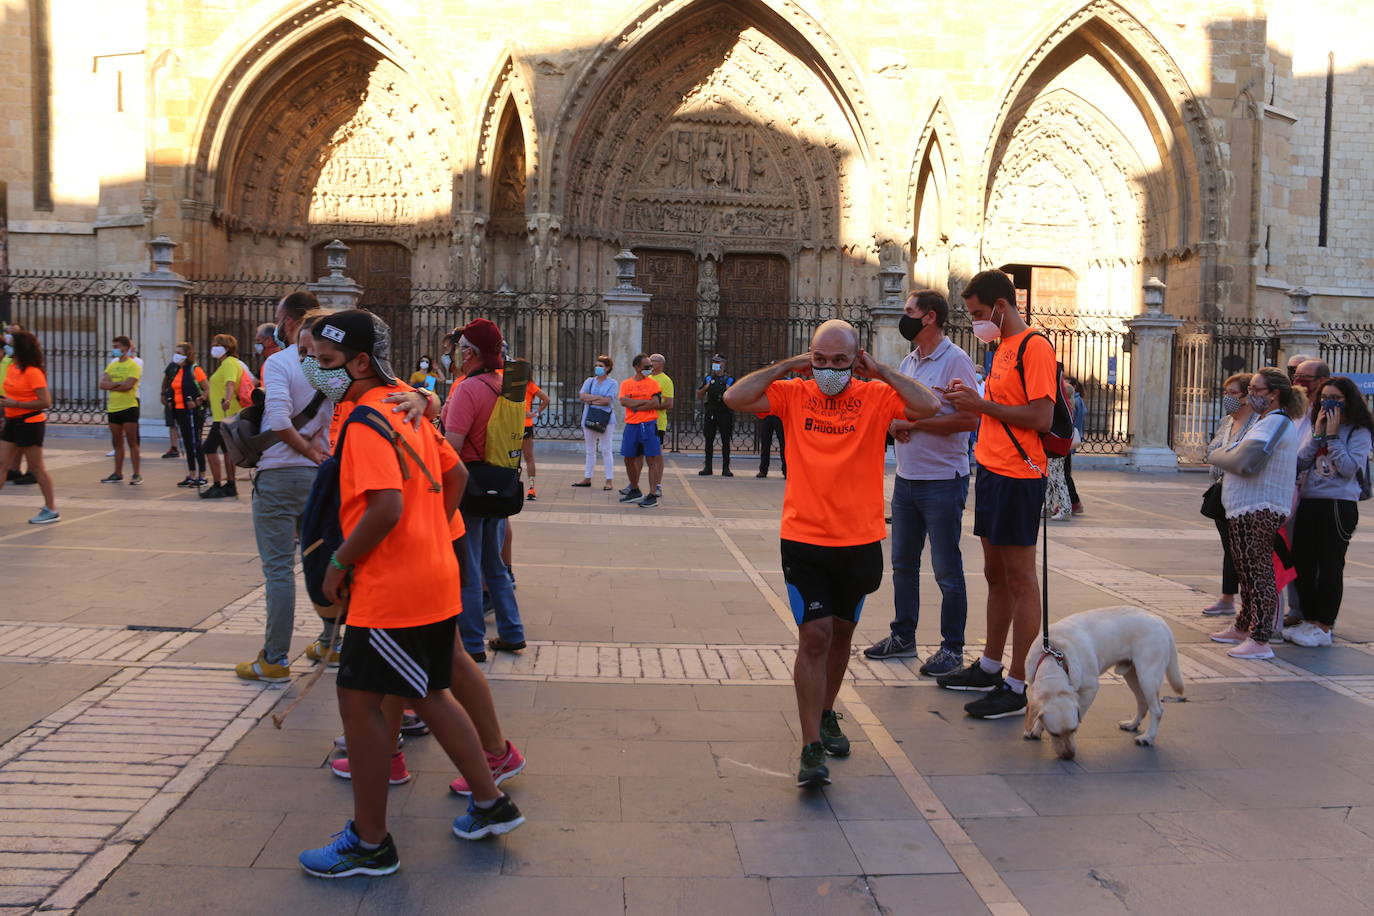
<box><xmin>1227</xmin><ymin>508</ymin><xmax>1287</xmax><ymax>643</ymax></box>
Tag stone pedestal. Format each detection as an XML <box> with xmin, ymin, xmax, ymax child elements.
<box><xmin>307</xmin><ymin>239</ymin><xmax>363</xmax><ymax>309</ymax></box>
<box><xmin>1275</xmin><ymin>325</ymin><xmax>1328</xmax><ymax>368</ymax></box>
<box><xmin>1123</xmin><ymin>313</ymin><xmax>1184</xmax><ymax>471</ymax></box>
<box><xmin>604</xmin><ymin>286</ymin><xmax>648</xmax><ymax>446</ymax></box>
<box><xmin>132</xmin><ymin>240</ymin><xmax>192</xmax><ymax>441</ymax></box>
<box><xmin>869</xmin><ymin>304</ymin><xmax>909</xmax><ymax>373</ymax></box>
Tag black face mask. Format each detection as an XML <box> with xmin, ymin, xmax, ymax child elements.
<box><xmin>898</xmin><ymin>314</ymin><xmax>925</xmax><ymax>342</ymax></box>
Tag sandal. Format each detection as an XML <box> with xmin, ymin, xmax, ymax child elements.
<box><xmin>602</xmin><ymin>483</ymin><xmax>613</xmax><ymax>491</ymax></box>
<box><xmin>570</xmin><ymin>480</ymin><xmax>591</xmax><ymax>488</ymax></box>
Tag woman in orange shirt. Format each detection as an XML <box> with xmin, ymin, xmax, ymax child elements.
<box><xmin>166</xmin><ymin>341</ymin><xmax>210</xmax><ymax>489</ymax></box>
<box><xmin>0</xmin><ymin>330</ymin><xmax>59</xmax><ymax>524</ymax></box>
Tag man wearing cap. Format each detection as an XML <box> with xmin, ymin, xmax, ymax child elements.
<box><xmin>697</xmin><ymin>353</ymin><xmax>735</xmax><ymax>476</ymax></box>
<box><xmin>442</xmin><ymin>319</ymin><xmax>526</xmax><ymax>660</ymax></box>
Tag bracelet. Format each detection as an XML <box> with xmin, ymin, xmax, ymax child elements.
<box><xmin>329</xmin><ymin>554</ymin><xmax>353</xmax><ymax>572</ymax></box>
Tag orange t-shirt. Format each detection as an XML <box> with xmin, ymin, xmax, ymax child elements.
<box><xmin>3</xmin><ymin>365</ymin><xmax>48</xmax><ymax>423</ymax></box>
<box><xmin>337</xmin><ymin>385</ymin><xmax>463</xmax><ymax>628</ymax></box>
<box><xmin>170</xmin><ymin>366</ymin><xmax>208</xmax><ymax>409</ymax></box>
<box><xmin>763</xmin><ymin>377</ymin><xmax>907</xmax><ymax>546</ymax></box>
<box><xmin>523</xmin><ymin>382</ymin><xmax>543</xmax><ymax>428</ymax></box>
<box><xmin>619</xmin><ymin>375</ymin><xmax>661</xmax><ymax>424</ymax></box>
<box><xmin>974</xmin><ymin>328</ymin><xmax>1058</xmax><ymax>479</ymax></box>
<box><xmin>332</xmin><ymin>392</ymin><xmax>466</xmax><ymax>543</ymax></box>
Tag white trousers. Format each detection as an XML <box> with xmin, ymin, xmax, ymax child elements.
<box><xmin>584</xmin><ymin>420</ymin><xmax>616</xmax><ymax>480</ymax></box>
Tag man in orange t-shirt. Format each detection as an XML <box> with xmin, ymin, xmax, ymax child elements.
<box><xmin>299</xmin><ymin>310</ymin><xmax>523</xmax><ymax>880</ymax></box>
<box><xmin>617</xmin><ymin>354</ymin><xmax>664</xmax><ymax>507</ymax></box>
<box><xmin>940</xmin><ymin>270</ymin><xmax>1057</xmax><ymax>722</ymax></box>
<box><xmin>724</xmin><ymin>320</ymin><xmax>938</xmax><ymax>788</ymax></box>
<box><xmin>521</xmin><ymin>379</ymin><xmax>550</xmax><ymax>500</ymax></box>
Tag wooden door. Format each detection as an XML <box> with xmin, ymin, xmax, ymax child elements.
<box><xmin>311</xmin><ymin>241</ymin><xmax>412</xmax><ymax>308</ymax></box>
<box><xmin>718</xmin><ymin>253</ymin><xmax>788</xmax><ymax>375</ymax></box>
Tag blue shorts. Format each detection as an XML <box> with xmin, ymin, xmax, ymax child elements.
<box><xmin>973</xmin><ymin>469</ymin><xmax>1046</xmax><ymax>547</ymax></box>
<box><xmin>621</xmin><ymin>421</ymin><xmax>662</xmax><ymax>458</ymax></box>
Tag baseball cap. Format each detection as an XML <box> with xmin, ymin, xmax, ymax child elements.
<box><xmin>457</xmin><ymin>318</ymin><xmax>504</xmax><ymax>371</ymax></box>
<box><xmin>315</xmin><ymin>309</ymin><xmax>399</xmax><ymax>385</ymax></box>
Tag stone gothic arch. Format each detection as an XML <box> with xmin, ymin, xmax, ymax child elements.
<box><xmin>908</xmin><ymin>99</ymin><xmax>967</xmax><ymax>292</ymax></box>
<box><xmin>550</xmin><ymin>0</ymin><xmax>886</xmax><ymax>298</ymax></box>
<box><xmin>978</xmin><ymin>0</ymin><xmax>1225</xmax><ymax>315</ymax></box>
<box><xmin>189</xmin><ymin>1</ymin><xmax>461</xmax><ymax>276</ymax></box>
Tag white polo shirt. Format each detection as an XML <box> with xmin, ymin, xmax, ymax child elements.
<box><xmin>893</xmin><ymin>336</ymin><xmax>979</xmax><ymax>481</ymax></box>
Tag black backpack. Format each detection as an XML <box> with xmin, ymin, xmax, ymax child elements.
<box><xmin>300</xmin><ymin>404</ymin><xmax>440</xmax><ymax>607</ymax></box>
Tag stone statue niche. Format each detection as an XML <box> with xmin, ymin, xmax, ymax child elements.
<box><xmin>487</xmin><ymin>104</ymin><xmax>528</xmax><ymax>290</ymax></box>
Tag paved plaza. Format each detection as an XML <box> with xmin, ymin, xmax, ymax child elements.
<box><xmin>3</xmin><ymin>440</ymin><xmax>1374</xmax><ymax>914</ymax></box>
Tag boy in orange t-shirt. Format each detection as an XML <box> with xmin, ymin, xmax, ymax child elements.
<box><xmin>617</xmin><ymin>354</ymin><xmax>664</xmax><ymax>507</ymax></box>
<box><xmin>724</xmin><ymin>320</ymin><xmax>939</xmax><ymax>788</ymax></box>
<box><xmin>521</xmin><ymin>379</ymin><xmax>550</xmax><ymax>500</ymax></box>
<box><xmin>298</xmin><ymin>310</ymin><xmax>524</xmax><ymax>880</ymax></box>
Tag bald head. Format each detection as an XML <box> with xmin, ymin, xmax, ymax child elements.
<box><xmin>1294</xmin><ymin>358</ymin><xmax>1331</xmax><ymax>397</ymax></box>
<box><xmin>811</xmin><ymin>320</ymin><xmax>859</xmax><ymax>366</ymax></box>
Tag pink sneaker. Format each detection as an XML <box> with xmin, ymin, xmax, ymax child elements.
<box><xmin>449</xmin><ymin>741</ymin><xmax>526</xmax><ymax>796</ymax></box>
<box><xmin>1209</xmin><ymin>625</ymin><xmax>1247</xmax><ymax>644</ymax></box>
<box><xmin>1227</xmin><ymin>638</ymin><xmax>1274</xmax><ymax>659</ymax></box>
<box><xmin>330</xmin><ymin>751</ymin><xmax>411</xmax><ymax>785</ymax></box>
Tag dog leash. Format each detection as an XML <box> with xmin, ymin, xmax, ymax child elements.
<box><xmin>1042</xmin><ymin>497</ymin><xmax>1069</xmax><ymax>674</ymax></box>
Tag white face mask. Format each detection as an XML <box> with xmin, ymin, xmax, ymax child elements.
<box><xmin>971</xmin><ymin>305</ymin><xmax>1004</xmax><ymax>343</ymax></box>
<box><xmin>812</xmin><ymin>366</ymin><xmax>852</xmax><ymax>396</ymax></box>
<box><xmin>419</xmin><ymin>360</ymin><xmax>430</xmax><ymax>370</ymax></box>
<box><xmin>210</xmin><ymin>345</ymin><xmax>227</xmax><ymax>359</ymax></box>
<box><xmin>171</xmin><ymin>353</ymin><xmax>187</xmax><ymax>364</ymax></box>
<box><xmin>254</xmin><ymin>342</ymin><xmax>264</xmax><ymax>354</ymax></box>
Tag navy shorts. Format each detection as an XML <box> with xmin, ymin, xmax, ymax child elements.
<box><xmin>973</xmin><ymin>469</ymin><xmax>1047</xmax><ymax>547</ymax></box>
<box><xmin>781</xmin><ymin>539</ymin><xmax>884</xmax><ymax>626</ymax></box>
<box><xmin>620</xmin><ymin>421</ymin><xmax>662</xmax><ymax>458</ymax></box>
<box><xmin>336</xmin><ymin>615</ymin><xmax>457</xmax><ymax>699</ymax></box>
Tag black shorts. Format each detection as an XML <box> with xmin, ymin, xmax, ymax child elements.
<box><xmin>203</xmin><ymin>421</ymin><xmax>225</xmax><ymax>453</ymax></box>
<box><xmin>973</xmin><ymin>469</ymin><xmax>1047</xmax><ymax>547</ymax></box>
<box><xmin>336</xmin><ymin>615</ymin><xmax>457</xmax><ymax>699</ymax></box>
<box><xmin>522</xmin><ymin>427</ymin><xmax>533</xmax><ymax>440</ymax></box>
<box><xmin>1</xmin><ymin>420</ymin><xmax>45</xmax><ymax>448</ymax></box>
<box><xmin>655</xmin><ymin>427</ymin><xmax>666</xmax><ymax>443</ymax></box>
<box><xmin>163</xmin><ymin>404</ymin><xmax>176</xmax><ymax>427</ymax></box>
<box><xmin>108</xmin><ymin>406</ymin><xmax>140</xmax><ymax>425</ymax></box>
<box><xmin>781</xmin><ymin>539</ymin><xmax>883</xmax><ymax>626</ymax></box>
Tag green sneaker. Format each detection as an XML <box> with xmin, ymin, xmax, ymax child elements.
<box><xmin>820</xmin><ymin>709</ymin><xmax>851</xmax><ymax>757</ymax></box>
<box><xmin>796</xmin><ymin>741</ymin><xmax>830</xmax><ymax>788</ymax></box>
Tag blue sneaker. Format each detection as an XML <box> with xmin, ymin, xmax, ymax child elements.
<box><xmin>452</xmin><ymin>794</ymin><xmax>525</xmax><ymax>840</ymax></box>
<box><xmin>27</xmin><ymin>507</ymin><xmax>60</xmax><ymax>525</ymax></box>
<box><xmin>299</xmin><ymin>821</ymin><xmax>399</xmax><ymax>878</ymax></box>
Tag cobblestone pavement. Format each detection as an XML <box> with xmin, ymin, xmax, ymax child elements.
<box><xmin>3</xmin><ymin>443</ymin><xmax>1374</xmax><ymax>914</ymax></box>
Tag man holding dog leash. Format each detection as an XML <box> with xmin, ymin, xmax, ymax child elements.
<box><xmin>938</xmin><ymin>270</ymin><xmax>1057</xmax><ymax>720</ymax></box>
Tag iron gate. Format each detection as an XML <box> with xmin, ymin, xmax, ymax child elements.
<box><xmin>1170</xmin><ymin>318</ymin><xmax>1280</xmax><ymax>464</ymax></box>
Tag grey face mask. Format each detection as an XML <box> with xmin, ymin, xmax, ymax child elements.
<box><xmin>812</xmin><ymin>367</ymin><xmax>852</xmax><ymax>396</ymax></box>
<box><xmin>1221</xmin><ymin>394</ymin><xmax>1243</xmax><ymax>415</ymax></box>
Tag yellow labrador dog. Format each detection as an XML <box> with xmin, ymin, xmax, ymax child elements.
<box><xmin>1024</xmin><ymin>606</ymin><xmax>1184</xmax><ymax>760</ymax></box>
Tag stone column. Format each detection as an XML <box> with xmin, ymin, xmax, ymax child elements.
<box><xmin>603</xmin><ymin>250</ymin><xmax>648</xmax><ymax>448</ymax></box>
<box><xmin>1274</xmin><ymin>286</ymin><xmax>1328</xmax><ymax>368</ymax></box>
<box><xmin>870</xmin><ymin>264</ymin><xmax>908</xmax><ymax>371</ymax></box>
<box><xmin>306</xmin><ymin>239</ymin><xmax>363</xmax><ymax>309</ymax></box>
<box><xmin>1124</xmin><ymin>277</ymin><xmax>1184</xmax><ymax>472</ymax></box>
<box><xmin>131</xmin><ymin>235</ymin><xmax>192</xmax><ymax>441</ymax></box>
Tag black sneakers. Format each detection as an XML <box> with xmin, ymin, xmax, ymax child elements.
<box><xmin>863</xmin><ymin>634</ymin><xmax>917</xmax><ymax>659</ymax></box>
<box><xmin>819</xmin><ymin>710</ymin><xmax>850</xmax><ymax>757</ymax></box>
<box><xmin>796</xmin><ymin>741</ymin><xmax>830</xmax><ymax>788</ymax></box>
<box><xmin>618</xmin><ymin>488</ymin><xmax>643</xmax><ymax>503</ymax></box>
<box><xmin>935</xmin><ymin>661</ymin><xmax>1003</xmax><ymax>691</ymax></box>
<box><xmin>964</xmin><ymin>683</ymin><xmax>1028</xmax><ymax>720</ymax></box>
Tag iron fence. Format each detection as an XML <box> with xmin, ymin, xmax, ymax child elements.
<box><xmin>1170</xmin><ymin>317</ymin><xmax>1281</xmax><ymax>463</ymax></box>
<box><xmin>369</xmin><ymin>289</ymin><xmax>605</xmax><ymax>440</ymax></box>
<box><xmin>0</xmin><ymin>272</ymin><xmax>141</xmax><ymax>423</ymax></box>
<box><xmin>1321</xmin><ymin>323</ymin><xmax>1374</xmax><ymax>378</ymax></box>
<box><xmin>646</xmin><ymin>299</ymin><xmax>873</xmax><ymax>453</ymax></box>
<box><xmin>184</xmin><ymin>276</ymin><xmax>308</xmax><ymax>379</ymax></box>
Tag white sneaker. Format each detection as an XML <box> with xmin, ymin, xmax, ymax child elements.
<box><xmin>1288</xmin><ymin>623</ymin><xmax>1332</xmax><ymax>648</ymax></box>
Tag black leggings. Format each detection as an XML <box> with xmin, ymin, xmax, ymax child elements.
<box><xmin>174</xmin><ymin>407</ymin><xmax>206</xmax><ymax>474</ymax></box>
<box><xmin>1064</xmin><ymin>452</ymin><xmax>1080</xmax><ymax>505</ymax></box>
<box><xmin>1293</xmin><ymin>498</ymin><xmax>1359</xmax><ymax>627</ymax></box>
<box><xmin>1215</xmin><ymin>514</ymin><xmax>1238</xmax><ymax>595</ymax></box>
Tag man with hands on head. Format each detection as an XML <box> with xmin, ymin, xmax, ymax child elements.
<box><xmin>725</xmin><ymin>320</ymin><xmax>939</xmax><ymax>788</ymax></box>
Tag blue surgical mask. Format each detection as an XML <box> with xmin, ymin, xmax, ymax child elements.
<box><xmin>272</xmin><ymin>323</ymin><xmax>288</xmax><ymax>350</ymax></box>
<box><xmin>1322</xmin><ymin>398</ymin><xmax>1343</xmax><ymax>413</ymax></box>
<box><xmin>441</xmin><ymin>353</ymin><xmax>452</xmax><ymax>369</ymax></box>
<box><xmin>111</xmin><ymin>348</ymin><xmax>124</xmax><ymax>359</ymax></box>
<box><xmin>3</xmin><ymin>345</ymin><xmax>13</xmax><ymax>357</ymax></box>
<box><xmin>254</xmin><ymin>342</ymin><xmax>264</xmax><ymax>355</ymax></box>
<box><xmin>593</xmin><ymin>365</ymin><xmax>606</xmax><ymax>377</ymax></box>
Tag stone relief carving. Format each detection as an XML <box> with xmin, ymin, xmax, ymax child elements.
<box><xmin>525</xmin><ymin>213</ymin><xmax>561</xmax><ymax>289</ymax></box>
<box><xmin>696</xmin><ymin>257</ymin><xmax>720</xmax><ymax>316</ymax></box>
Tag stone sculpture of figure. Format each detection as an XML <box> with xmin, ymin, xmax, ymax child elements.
<box><xmin>673</xmin><ymin>131</ymin><xmax>694</xmax><ymax>189</ymax></box>
<box><xmin>468</xmin><ymin>216</ymin><xmax>486</xmax><ymax>288</ymax></box>
<box><xmin>697</xmin><ymin>257</ymin><xmax>720</xmax><ymax>316</ymax></box>
<box><xmin>701</xmin><ymin>132</ymin><xmax>727</xmax><ymax>187</ymax></box>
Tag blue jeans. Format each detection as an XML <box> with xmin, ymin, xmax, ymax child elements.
<box><xmin>456</xmin><ymin>513</ymin><xmax>524</xmax><ymax>654</ymax></box>
<box><xmin>889</xmin><ymin>475</ymin><xmax>969</xmax><ymax>651</ymax></box>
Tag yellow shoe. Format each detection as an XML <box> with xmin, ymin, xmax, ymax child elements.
<box><xmin>235</xmin><ymin>651</ymin><xmax>291</xmax><ymax>683</ymax></box>
<box><xmin>304</xmin><ymin>639</ymin><xmax>341</xmax><ymax>667</ymax></box>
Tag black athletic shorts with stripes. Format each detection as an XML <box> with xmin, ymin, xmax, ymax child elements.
<box><xmin>335</xmin><ymin>615</ymin><xmax>457</xmax><ymax>698</ymax></box>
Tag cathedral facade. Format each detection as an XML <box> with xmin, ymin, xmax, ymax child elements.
<box><xmin>2</xmin><ymin>0</ymin><xmax>1371</xmax><ymax>322</ymax></box>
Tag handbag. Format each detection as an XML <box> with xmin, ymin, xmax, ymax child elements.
<box><xmin>461</xmin><ymin>460</ymin><xmax>524</xmax><ymax>518</ymax></box>
<box><xmin>1199</xmin><ymin>481</ymin><xmax>1225</xmax><ymax>520</ymax></box>
<box><xmin>584</xmin><ymin>406</ymin><xmax>611</xmax><ymax>433</ymax></box>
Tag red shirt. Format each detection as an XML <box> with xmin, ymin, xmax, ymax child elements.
<box><xmin>441</xmin><ymin>371</ymin><xmax>502</xmax><ymax>463</ymax></box>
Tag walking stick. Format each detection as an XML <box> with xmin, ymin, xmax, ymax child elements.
<box><xmin>271</xmin><ymin>599</ymin><xmax>347</xmax><ymax>729</ymax></box>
